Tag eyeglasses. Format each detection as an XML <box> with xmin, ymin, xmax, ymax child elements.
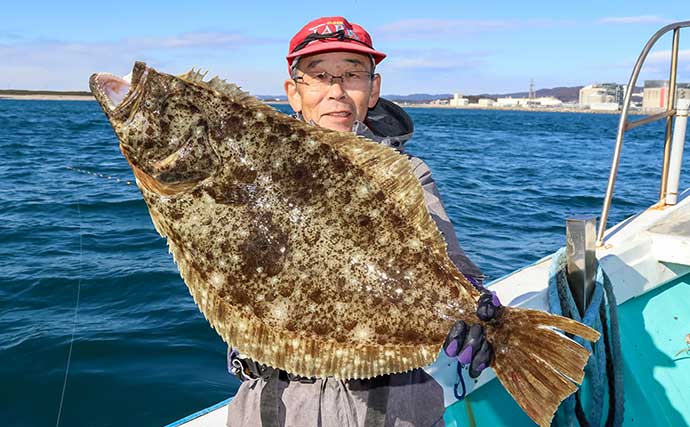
<box><xmin>294</xmin><ymin>71</ymin><xmax>375</xmax><ymax>92</ymax></box>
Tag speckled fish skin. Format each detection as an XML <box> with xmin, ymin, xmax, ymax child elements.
<box><xmin>90</xmin><ymin>61</ymin><xmax>471</xmax><ymax>379</ymax></box>
<box><xmin>91</xmin><ymin>62</ymin><xmax>601</xmax><ymax>427</ymax></box>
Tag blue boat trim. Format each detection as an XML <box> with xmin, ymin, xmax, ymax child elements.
<box><xmin>165</xmin><ymin>397</ymin><xmax>233</xmax><ymax>427</ymax></box>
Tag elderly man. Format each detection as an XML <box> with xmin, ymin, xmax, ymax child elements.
<box><xmin>227</xmin><ymin>16</ymin><xmax>495</xmax><ymax>427</ymax></box>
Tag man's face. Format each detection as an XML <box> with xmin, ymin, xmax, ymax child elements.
<box><xmin>284</xmin><ymin>51</ymin><xmax>381</xmax><ymax>132</ymax></box>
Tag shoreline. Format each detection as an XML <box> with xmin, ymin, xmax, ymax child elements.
<box><xmin>0</xmin><ymin>95</ymin><xmax>648</xmax><ymax>116</ymax></box>
<box><xmin>0</xmin><ymin>94</ymin><xmax>95</xmax><ymax>101</ymax></box>
<box><xmin>255</xmin><ymin>100</ymin><xmax>646</xmax><ymax>115</ymax></box>
<box><xmin>395</xmin><ymin>103</ymin><xmax>649</xmax><ymax>115</ymax></box>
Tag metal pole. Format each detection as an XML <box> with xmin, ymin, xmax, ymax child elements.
<box><xmin>597</xmin><ymin>21</ymin><xmax>690</xmax><ymax>245</ymax></box>
<box><xmin>666</xmin><ymin>98</ymin><xmax>689</xmax><ymax>205</ymax></box>
<box><xmin>597</xmin><ymin>72</ymin><xmax>639</xmax><ymax>245</ymax></box>
<box><xmin>659</xmin><ymin>28</ymin><xmax>680</xmax><ymax>202</ymax></box>
<box><xmin>566</xmin><ymin>217</ymin><xmax>597</xmax><ymax>317</ymax></box>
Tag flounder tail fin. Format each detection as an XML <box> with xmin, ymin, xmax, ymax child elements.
<box><xmin>490</xmin><ymin>307</ymin><xmax>600</xmax><ymax>427</ymax></box>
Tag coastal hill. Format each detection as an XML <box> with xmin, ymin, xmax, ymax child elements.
<box><xmin>478</xmin><ymin>86</ymin><xmax>585</xmax><ymax>102</ymax></box>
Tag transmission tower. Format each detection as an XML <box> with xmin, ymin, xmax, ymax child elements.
<box><xmin>529</xmin><ymin>79</ymin><xmax>536</xmax><ymax>99</ymax></box>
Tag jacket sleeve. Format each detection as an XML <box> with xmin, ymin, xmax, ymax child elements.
<box><xmin>408</xmin><ymin>156</ymin><xmax>485</xmax><ymax>285</ymax></box>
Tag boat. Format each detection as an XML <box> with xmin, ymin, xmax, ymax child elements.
<box><xmin>166</xmin><ymin>21</ymin><xmax>690</xmax><ymax>427</ymax></box>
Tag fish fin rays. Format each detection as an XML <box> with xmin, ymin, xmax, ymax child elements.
<box><xmin>178</xmin><ymin>68</ymin><xmax>260</xmax><ymax>106</ymax></box>
<box><xmin>490</xmin><ymin>307</ymin><xmax>600</xmax><ymax>427</ymax></box>
<box><xmin>179</xmin><ymin>67</ymin><xmax>208</xmax><ymax>83</ymax></box>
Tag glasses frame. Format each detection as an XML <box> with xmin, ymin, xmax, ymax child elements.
<box><xmin>293</xmin><ymin>70</ymin><xmax>377</xmax><ymax>91</ymax></box>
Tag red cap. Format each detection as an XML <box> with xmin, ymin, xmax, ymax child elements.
<box><xmin>286</xmin><ymin>17</ymin><xmax>386</xmax><ymax>70</ymax></box>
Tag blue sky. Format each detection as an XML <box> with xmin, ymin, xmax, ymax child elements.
<box><xmin>1</xmin><ymin>1</ymin><xmax>688</xmax><ymax>95</ymax></box>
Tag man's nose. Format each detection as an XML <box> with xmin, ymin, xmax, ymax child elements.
<box><xmin>325</xmin><ymin>80</ymin><xmax>347</xmax><ymax>99</ymax></box>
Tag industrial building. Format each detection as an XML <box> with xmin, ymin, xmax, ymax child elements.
<box><xmin>642</xmin><ymin>80</ymin><xmax>690</xmax><ymax>111</ymax></box>
<box><xmin>495</xmin><ymin>96</ymin><xmax>562</xmax><ymax>107</ymax></box>
<box><xmin>578</xmin><ymin>83</ymin><xmax>626</xmax><ymax>110</ymax></box>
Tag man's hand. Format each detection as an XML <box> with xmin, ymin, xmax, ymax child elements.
<box><xmin>443</xmin><ymin>292</ymin><xmax>501</xmax><ymax>378</ymax></box>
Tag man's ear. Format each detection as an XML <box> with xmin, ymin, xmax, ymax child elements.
<box><xmin>284</xmin><ymin>79</ymin><xmax>303</xmax><ymax>113</ymax></box>
<box><xmin>368</xmin><ymin>74</ymin><xmax>381</xmax><ymax>109</ymax></box>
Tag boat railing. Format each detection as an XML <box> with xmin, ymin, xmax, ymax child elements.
<box><xmin>597</xmin><ymin>20</ymin><xmax>690</xmax><ymax>246</ymax></box>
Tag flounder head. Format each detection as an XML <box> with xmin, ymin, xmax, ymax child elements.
<box><xmin>90</xmin><ymin>62</ymin><xmax>220</xmax><ymax>195</ymax></box>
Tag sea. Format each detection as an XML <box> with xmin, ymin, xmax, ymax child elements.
<box><xmin>1</xmin><ymin>100</ymin><xmax>687</xmax><ymax>426</ymax></box>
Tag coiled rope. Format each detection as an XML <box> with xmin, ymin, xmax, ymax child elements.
<box><xmin>547</xmin><ymin>248</ymin><xmax>624</xmax><ymax>427</ymax></box>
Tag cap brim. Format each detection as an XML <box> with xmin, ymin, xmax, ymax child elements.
<box><xmin>287</xmin><ymin>40</ymin><xmax>386</xmax><ymax>64</ymax></box>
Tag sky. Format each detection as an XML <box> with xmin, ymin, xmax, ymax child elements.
<box><xmin>1</xmin><ymin>1</ymin><xmax>689</xmax><ymax>95</ymax></box>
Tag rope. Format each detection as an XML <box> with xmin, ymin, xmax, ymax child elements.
<box><xmin>547</xmin><ymin>248</ymin><xmax>624</xmax><ymax>427</ymax></box>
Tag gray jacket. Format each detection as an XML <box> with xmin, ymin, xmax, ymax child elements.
<box><xmin>357</xmin><ymin>98</ymin><xmax>484</xmax><ymax>284</ymax></box>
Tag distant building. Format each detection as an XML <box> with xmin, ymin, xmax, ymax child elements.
<box><xmin>579</xmin><ymin>83</ymin><xmax>626</xmax><ymax>107</ymax></box>
<box><xmin>589</xmin><ymin>103</ymin><xmax>620</xmax><ymax>111</ymax></box>
<box><xmin>478</xmin><ymin>98</ymin><xmax>496</xmax><ymax>107</ymax></box>
<box><xmin>496</xmin><ymin>97</ymin><xmax>532</xmax><ymax>107</ymax></box>
<box><xmin>449</xmin><ymin>93</ymin><xmax>469</xmax><ymax>107</ymax></box>
<box><xmin>496</xmin><ymin>97</ymin><xmax>518</xmax><ymax>107</ymax></box>
<box><xmin>495</xmin><ymin>96</ymin><xmax>561</xmax><ymax>108</ymax></box>
<box><xmin>642</xmin><ymin>80</ymin><xmax>690</xmax><ymax>111</ymax></box>
<box><xmin>535</xmin><ymin>97</ymin><xmax>563</xmax><ymax>107</ymax></box>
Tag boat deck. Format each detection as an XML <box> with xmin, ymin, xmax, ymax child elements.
<box><xmin>444</xmin><ymin>270</ymin><xmax>690</xmax><ymax>427</ymax></box>
<box><xmin>649</xmin><ymin>206</ymin><xmax>690</xmax><ymax>236</ymax></box>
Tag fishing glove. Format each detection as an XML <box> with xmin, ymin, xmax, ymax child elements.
<box><xmin>443</xmin><ymin>291</ymin><xmax>501</xmax><ymax>378</ymax></box>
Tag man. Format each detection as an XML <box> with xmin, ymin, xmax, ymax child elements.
<box><xmin>227</xmin><ymin>17</ymin><xmax>497</xmax><ymax>427</ymax></box>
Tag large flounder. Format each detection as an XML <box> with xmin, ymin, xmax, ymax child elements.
<box><xmin>91</xmin><ymin>62</ymin><xmax>599</xmax><ymax>427</ymax></box>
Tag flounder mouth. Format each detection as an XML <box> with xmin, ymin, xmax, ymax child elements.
<box><xmin>89</xmin><ymin>61</ymin><xmax>149</xmax><ymax>117</ymax></box>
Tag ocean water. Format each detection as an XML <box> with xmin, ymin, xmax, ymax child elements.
<box><xmin>1</xmin><ymin>100</ymin><xmax>686</xmax><ymax>426</ymax></box>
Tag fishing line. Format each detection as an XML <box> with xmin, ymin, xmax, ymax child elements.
<box><xmin>55</xmin><ymin>188</ymin><xmax>83</xmax><ymax>427</ymax></box>
<box><xmin>55</xmin><ymin>166</ymin><xmax>134</xmax><ymax>425</ymax></box>
<box><xmin>65</xmin><ymin>166</ymin><xmax>133</xmax><ymax>185</ymax></box>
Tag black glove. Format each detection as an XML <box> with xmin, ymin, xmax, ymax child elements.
<box><xmin>443</xmin><ymin>292</ymin><xmax>501</xmax><ymax>378</ymax></box>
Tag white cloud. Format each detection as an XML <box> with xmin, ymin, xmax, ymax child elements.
<box><xmin>0</xmin><ymin>32</ymin><xmax>279</xmax><ymax>91</ymax></box>
<box><xmin>120</xmin><ymin>32</ymin><xmax>257</xmax><ymax>50</ymax></box>
<box><xmin>374</xmin><ymin>48</ymin><xmax>496</xmax><ymax>93</ymax></box>
<box><xmin>646</xmin><ymin>49</ymin><xmax>690</xmax><ymax>63</ymax></box>
<box><xmin>382</xmin><ymin>48</ymin><xmax>492</xmax><ymax>72</ymax></box>
<box><xmin>599</xmin><ymin>16</ymin><xmax>668</xmax><ymax>24</ymax></box>
<box><xmin>374</xmin><ymin>18</ymin><xmax>569</xmax><ymax>40</ymax></box>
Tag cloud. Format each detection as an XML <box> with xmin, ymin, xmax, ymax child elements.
<box><xmin>374</xmin><ymin>18</ymin><xmax>569</xmax><ymax>40</ymax></box>
<box><xmin>599</xmin><ymin>16</ymin><xmax>668</xmax><ymax>24</ymax></box>
<box><xmin>646</xmin><ymin>49</ymin><xmax>690</xmax><ymax>63</ymax></box>
<box><xmin>119</xmin><ymin>32</ymin><xmax>273</xmax><ymax>50</ymax></box>
<box><xmin>0</xmin><ymin>32</ymin><xmax>23</xmax><ymax>41</ymax></box>
<box><xmin>644</xmin><ymin>49</ymin><xmax>690</xmax><ymax>77</ymax></box>
<box><xmin>382</xmin><ymin>48</ymin><xmax>492</xmax><ymax>72</ymax></box>
<box><xmin>0</xmin><ymin>31</ymin><xmax>279</xmax><ymax>90</ymax></box>
<box><xmin>374</xmin><ymin>48</ymin><xmax>496</xmax><ymax>93</ymax></box>
<box><xmin>588</xmin><ymin>48</ymin><xmax>690</xmax><ymax>84</ymax></box>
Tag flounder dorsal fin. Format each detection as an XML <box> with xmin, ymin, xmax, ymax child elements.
<box><xmin>179</xmin><ymin>67</ymin><xmax>208</xmax><ymax>82</ymax></box>
<box><xmin>179</xmin><ymin>69</ymin><xmax>260</xmax><ymax>106</ymax></box>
